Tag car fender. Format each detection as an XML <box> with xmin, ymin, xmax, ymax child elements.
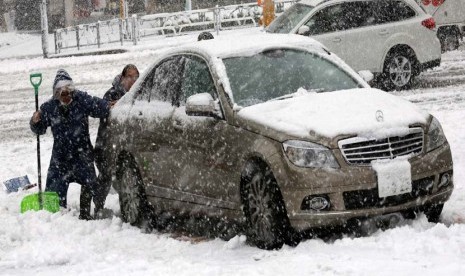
<box><xmin>377</xmin><ymin>32</ymin><xmax>420</xmax><ymax>73</ymax></box>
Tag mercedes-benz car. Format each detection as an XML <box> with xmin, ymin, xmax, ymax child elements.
<box><xmin>105</xmin><ymin>33</ymin><xmax>453</xmax><ymax>250</ymax></box>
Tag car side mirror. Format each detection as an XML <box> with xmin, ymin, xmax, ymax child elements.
<box><xmin>186</xmin><ymin>93</ymin><xmax>220</xmax><ymax>118</ymax></box>
<box><xmin>358</xmin><ymin>70</ymin><xmax>374</xmax><ymax>83</ymax></box>
<box><xmin>297</xmin><ymin>25</ymin><xmax>310</xmax><ymax>36</ymax></box>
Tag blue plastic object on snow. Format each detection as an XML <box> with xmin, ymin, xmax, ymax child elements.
<box><xmin>3</xmin><ymin>175</ymin><xmax>31</xmax><ymax>193</ymax></box>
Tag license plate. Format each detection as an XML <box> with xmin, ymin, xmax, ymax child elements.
<box><xmin>372</xmin><ymin>159</ymin><xmax>412</xmax><ymax>198</ymax></box>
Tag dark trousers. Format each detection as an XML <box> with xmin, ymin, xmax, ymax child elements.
<box><xmin>45</xmin><ymin>159</ymin><xmax>97</xmax><ymax>214</ymax></box>
<box><xmin>83</xmin><ymin>147</ymin><xmax>112</xmax><ymax>213</ymax></box>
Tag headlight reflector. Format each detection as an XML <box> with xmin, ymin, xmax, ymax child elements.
<box><xmin>283</xmin><ymin>140</ymin><xmax>339</xmax><ymax>168</ymax></box>
<box><xmin>426</xmin><ymin>117</ymin><xmax>446</xmax><ymax>152</ymax></box>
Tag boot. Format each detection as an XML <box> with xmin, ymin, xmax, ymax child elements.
<box><xmin>79</xmin><ymin>185</ymin><xmax>93</xmax><ymax>220</ymax></box>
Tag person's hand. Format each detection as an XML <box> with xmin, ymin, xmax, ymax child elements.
<box><xmin>32</xmin><ymin>111</ymin><xmax>41</xmax><ymax>123</ymax></box>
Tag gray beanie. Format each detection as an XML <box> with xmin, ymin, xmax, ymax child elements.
<box><xmin>53</xmin><ymin>69</ymin><xmax>74</xmax><ymax>98</ymax></box>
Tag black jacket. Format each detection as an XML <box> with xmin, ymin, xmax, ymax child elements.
<box><xmin>95</xmin><ymin>74</ymin><xmax>126</xmax><ymax>151</ymax></box>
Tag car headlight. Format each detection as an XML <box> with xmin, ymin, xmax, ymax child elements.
<box><xmin>283</xmin><ymin>140</ymin><xmax>339</xmax><ymax>168</ymax></box>
<box><xmin>426</xmin><ymin>116</ymin><xmax>447</xmax><ymax>152</ymax></box>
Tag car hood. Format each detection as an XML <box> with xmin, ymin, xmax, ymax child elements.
<box><xmin>236</xmin><ymin>88</ymin><xmax>430</xmax><ymax>145</ymax></box>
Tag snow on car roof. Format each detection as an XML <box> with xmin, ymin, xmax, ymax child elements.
<box><xmin>165</xmin><ymin>32</ymin><xmax>328</xmax><ymax>59</ymax></box>
<box><xmin>300</xmin><ymin>0</ymin><xmax>327</xmax><ymax>6</ymax></box>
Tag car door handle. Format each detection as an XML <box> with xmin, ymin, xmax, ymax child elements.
<box><xmin>332</xmin><ymin>37</ymin><xmax>342</xmax><ymax>43</ymax></box>
<box><xmin>379</xmin><ymin>30</ymin><xmax>389</xmax><ymax>36</ymax></box>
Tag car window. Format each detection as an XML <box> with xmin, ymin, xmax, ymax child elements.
<box><xmin>304</xmin><ymin>4</ymin><xmax>344</xmax><ymax>35</ymax></box>
<box><xmin>179</xmin><ymin>55</ymin><xmax>217</xmax><ymax>106</ymax></box>
<box><xmin>135</xmin><ymin>56</ymin><xmax>186</xmax><ymax>105</ymax></box>
<box><xmin>267</xmin><ymin>3</ymin><xmax>314</xmax><ymax>34</ymax></box>
<box><xmin>304</xmin><ymin>2</ymin><xmax>379</xmax><ymax>35</ymax></box>
<box><xmin>339</xmin><ymin>1</ymin><xmax>377</xmax><ymax>29</ymax></box>
<box><xmin>223</xmin><ymin>49</ymin><xmax>362</xmax><ymax>107</ymax></box>
<box><xmin>374</xmin><ymin>0</ymin><xmax>417</xmax><ymax>24</ymax></box>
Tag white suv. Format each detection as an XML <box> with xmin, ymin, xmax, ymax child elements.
<box><xmin>267</xmin><ymin>0</ymin><xmax>441</xmax><ymax>90</ymax></box>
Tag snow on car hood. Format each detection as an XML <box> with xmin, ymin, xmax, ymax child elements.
<box><xmin>237</xmin><ymin>88</ymin><xmax>430</xmax><ymax>140</ymax></box>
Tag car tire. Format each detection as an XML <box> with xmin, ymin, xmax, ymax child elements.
<box><xmin>117</xmin><ymin>157</ymin><xmax>152</xmax><ymax>227</ymax></box>
<box><xmin>381</xmin><ymin>49</ymin><xmax>418</xmax><ymax>91</ymax></box>
<box><xmin>441</xmin><ymin>33</ymin><xmax>459</xmax><ymax>52</ymax></box>
<box><xmin>423</xmin><ymin>203</ymin><xmax>444</xmax><ymax>223</ymax></box>
<box><xmin>241</xmin><ymin>161</ymin><xmax>291</xmax><ymax>250</ymax></box>
<box><xmin>400</xmin><ymin>208</ymin><xmax>419</xmax><ymax>220</ymax></box>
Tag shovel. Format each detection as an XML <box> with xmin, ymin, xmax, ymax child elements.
<box><xmin>20</xmin><ymin>73</ymin><xmax>60</xmax><ymax>213</ymax></box>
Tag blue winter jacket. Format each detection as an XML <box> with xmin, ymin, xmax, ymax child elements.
<box><xmin>30</xmin><ymin>90</ymin><xmax>110</xmax><ymax>163</ymax></box>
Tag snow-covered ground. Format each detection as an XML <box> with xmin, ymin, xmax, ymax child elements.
<box><xmin>1</xmin><ymin>31</ymin><xmax>465</xmax><ymax>275</ymax></box>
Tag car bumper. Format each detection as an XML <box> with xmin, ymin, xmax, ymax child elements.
<box><xmin>270</xmin><ymin>142</ymin><xmax>453</xmax><ymax>231</ymax></box>
<box><xmin>420</xmin><ymin>58</ymin><xmax>441</xmax><ymax>71</ymax></box>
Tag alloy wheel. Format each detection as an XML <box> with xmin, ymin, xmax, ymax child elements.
<box><xmin>120</xmin><ymin>167</ymin><xmax>141</xmax><ymax>224</ymax></box>
<box><xmin>388</xmin><ymin>55</ymin><xmax>412</xmax><ymax>88</ymax></box>
<box><xmin>443</xmin><ymin>34</ymin><xmax>458</xmax><ymax>52</ymax></box>
<box><xmin>247</xmin><ymin>173</ymin><xmax>275</xmax><ymax>243</ymax></box>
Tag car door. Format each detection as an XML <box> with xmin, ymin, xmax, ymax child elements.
<box><xmin>370</xmin><ymin>0</ymin><xmax>419</xmax><ymax>68</ymax></box>
<box><xmin>170</xmin><ymin>54</ymin><xmax>240</xmax><ymax>211</ymax></box>
<box><xmin>301</xmin><ymin>1</ymin><xmax>386</xmax><ymax>72</ymax></box>
<box><xmin>128</xmin><ymin>56</ymin><xmax>186</xmax><ymax>199</ymax></box>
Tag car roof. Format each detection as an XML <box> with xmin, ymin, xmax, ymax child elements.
<box><xmin>299</xmin><ymin>0</ymin><xmax>423</xmax><ymax>14</ymax></box>
<box><xmin>300</xmin><ymin>0</ymin><xmax>417</xmax><ymax>6</ymax></box>
<box><xmin>163</xmin><ymin>32</ymin><xmax>327</xmax><ymax>59</ymax></box>
<box><xmin>300</xmin><ymin>0</ymin><xmax>328</xmax><ymax>6</ymax></box>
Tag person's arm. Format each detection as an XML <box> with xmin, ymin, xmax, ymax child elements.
<box><xmin>82</xmin><ymin>91</ymin><xmax>111</xmax><ymax>118</ymax></box>
<box><xmin>30</xmin><ymin>105</ymin><xmax>49</xmax><ymax>135</ymax></box>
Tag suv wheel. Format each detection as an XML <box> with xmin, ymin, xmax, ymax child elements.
<box><xmin>118</xmin><ymin>158</ymin><xmax>152</xmax><ymax>227</ymax></box>
<box><xmin>381</xmin><ymin>49</ymin><xmax>417</xmax><ymax>91</ymax></box>
<box><xmin>241</xmin><ymin>162</ymin><xmax>290</xmax><ymax>250</ymax></box>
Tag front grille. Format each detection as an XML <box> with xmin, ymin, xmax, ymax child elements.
<box><xmin>343</xmin><ymin>176</ymin><xmax>435</xmax><ymax>210</ymax></box>
<box><xmin>338</xmin><ymin>128</ymin><xmax>424</xmax><ymax>165</ymax></box>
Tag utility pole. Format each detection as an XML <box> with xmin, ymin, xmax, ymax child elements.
<box><xmin>40</xmin><ymin>0</ymin><xmax>49</xmax><ymax>58</ymax></box>
<box><xmin>185</xmin><ymin>0</ymin><xmax>192</xmax><ymax>11</ymax></box>
<box><xmin>120</xmin><ymin>0</ymin><xmax>126</xmax><ymax>19</ymax></box>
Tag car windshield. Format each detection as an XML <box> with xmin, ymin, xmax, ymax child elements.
<box><xmin>223</xmin><ymin>49</ymin><xmax>362</xmax><ymax>107</ymax></box>
<box><xmin>267</xmin><ymin>4</ymin><xmax>314</xmax><ymax>33</ymax></box>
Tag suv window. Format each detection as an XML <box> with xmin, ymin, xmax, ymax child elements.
<box><xmin>304</xmin><ymin>4</ymin><xmax>344</xmax><ymax>35</ymax></box>
<box><xmin>135</xmin><ymin>56</ymin><xmax>186</xmax><ymax>104</ymax></box>
<box><xmin>303</xmin><ymin>0</ymin><xmax>416</xmax><ymax>35</ymax></box>
<box><xmin>374</xmin><ymin>0</ymin><xmax>417</xmax><ymax>24</ymax></box>
<box><xmin>179</xmin><ymin>55</ymin><xmax>217</xmax><ymax>106</ymax></box>
<box><xmin>305</xmin><ymin>2</ymin><xmax>379</xmax><ymax>35</ymax></box>
<box><xmin>267</xmin><ymin>3</ymin><xmax>314</xmax><ymax>34</ymax></box>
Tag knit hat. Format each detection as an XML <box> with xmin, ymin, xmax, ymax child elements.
<box><xmin>53</xmin><ymin>69</ymin><xmax>74</xmax><ymax>97</ymax></box>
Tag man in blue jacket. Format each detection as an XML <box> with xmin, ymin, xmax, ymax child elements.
<box><xmin>30</xmin><ymin>69</ymin><xmax>111</xmax><ymax>220</ymax></box>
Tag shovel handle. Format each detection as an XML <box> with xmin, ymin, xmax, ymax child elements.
<box><xmin>30</xmin><ymin>73</ymin><xmax>43</xmax><ymax>208</ymax></box>
<box><xmin>30</xmin><ymin>73</ymin><xmax>42</xmax><ymax>96</ymax></box>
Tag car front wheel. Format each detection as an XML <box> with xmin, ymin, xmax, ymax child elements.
<box><xmin>117</xmin><ymin>158</ymin><xmax>151</xmax><ymax>226</ymax></box>
<box><xmin>423</xmin><ymin>203</ymin><xmax>444</xmax><ymax>223</ymax></box>
<box><xmin>241</xmin><ymin>162</ymin><xmax>291</xmax><ymax>250</ymax></box>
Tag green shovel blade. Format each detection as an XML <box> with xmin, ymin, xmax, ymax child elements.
<box><xmin>20</xmin><ymin>192</ymin><xmax>60</xmax><ymax>213</ymax></box>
